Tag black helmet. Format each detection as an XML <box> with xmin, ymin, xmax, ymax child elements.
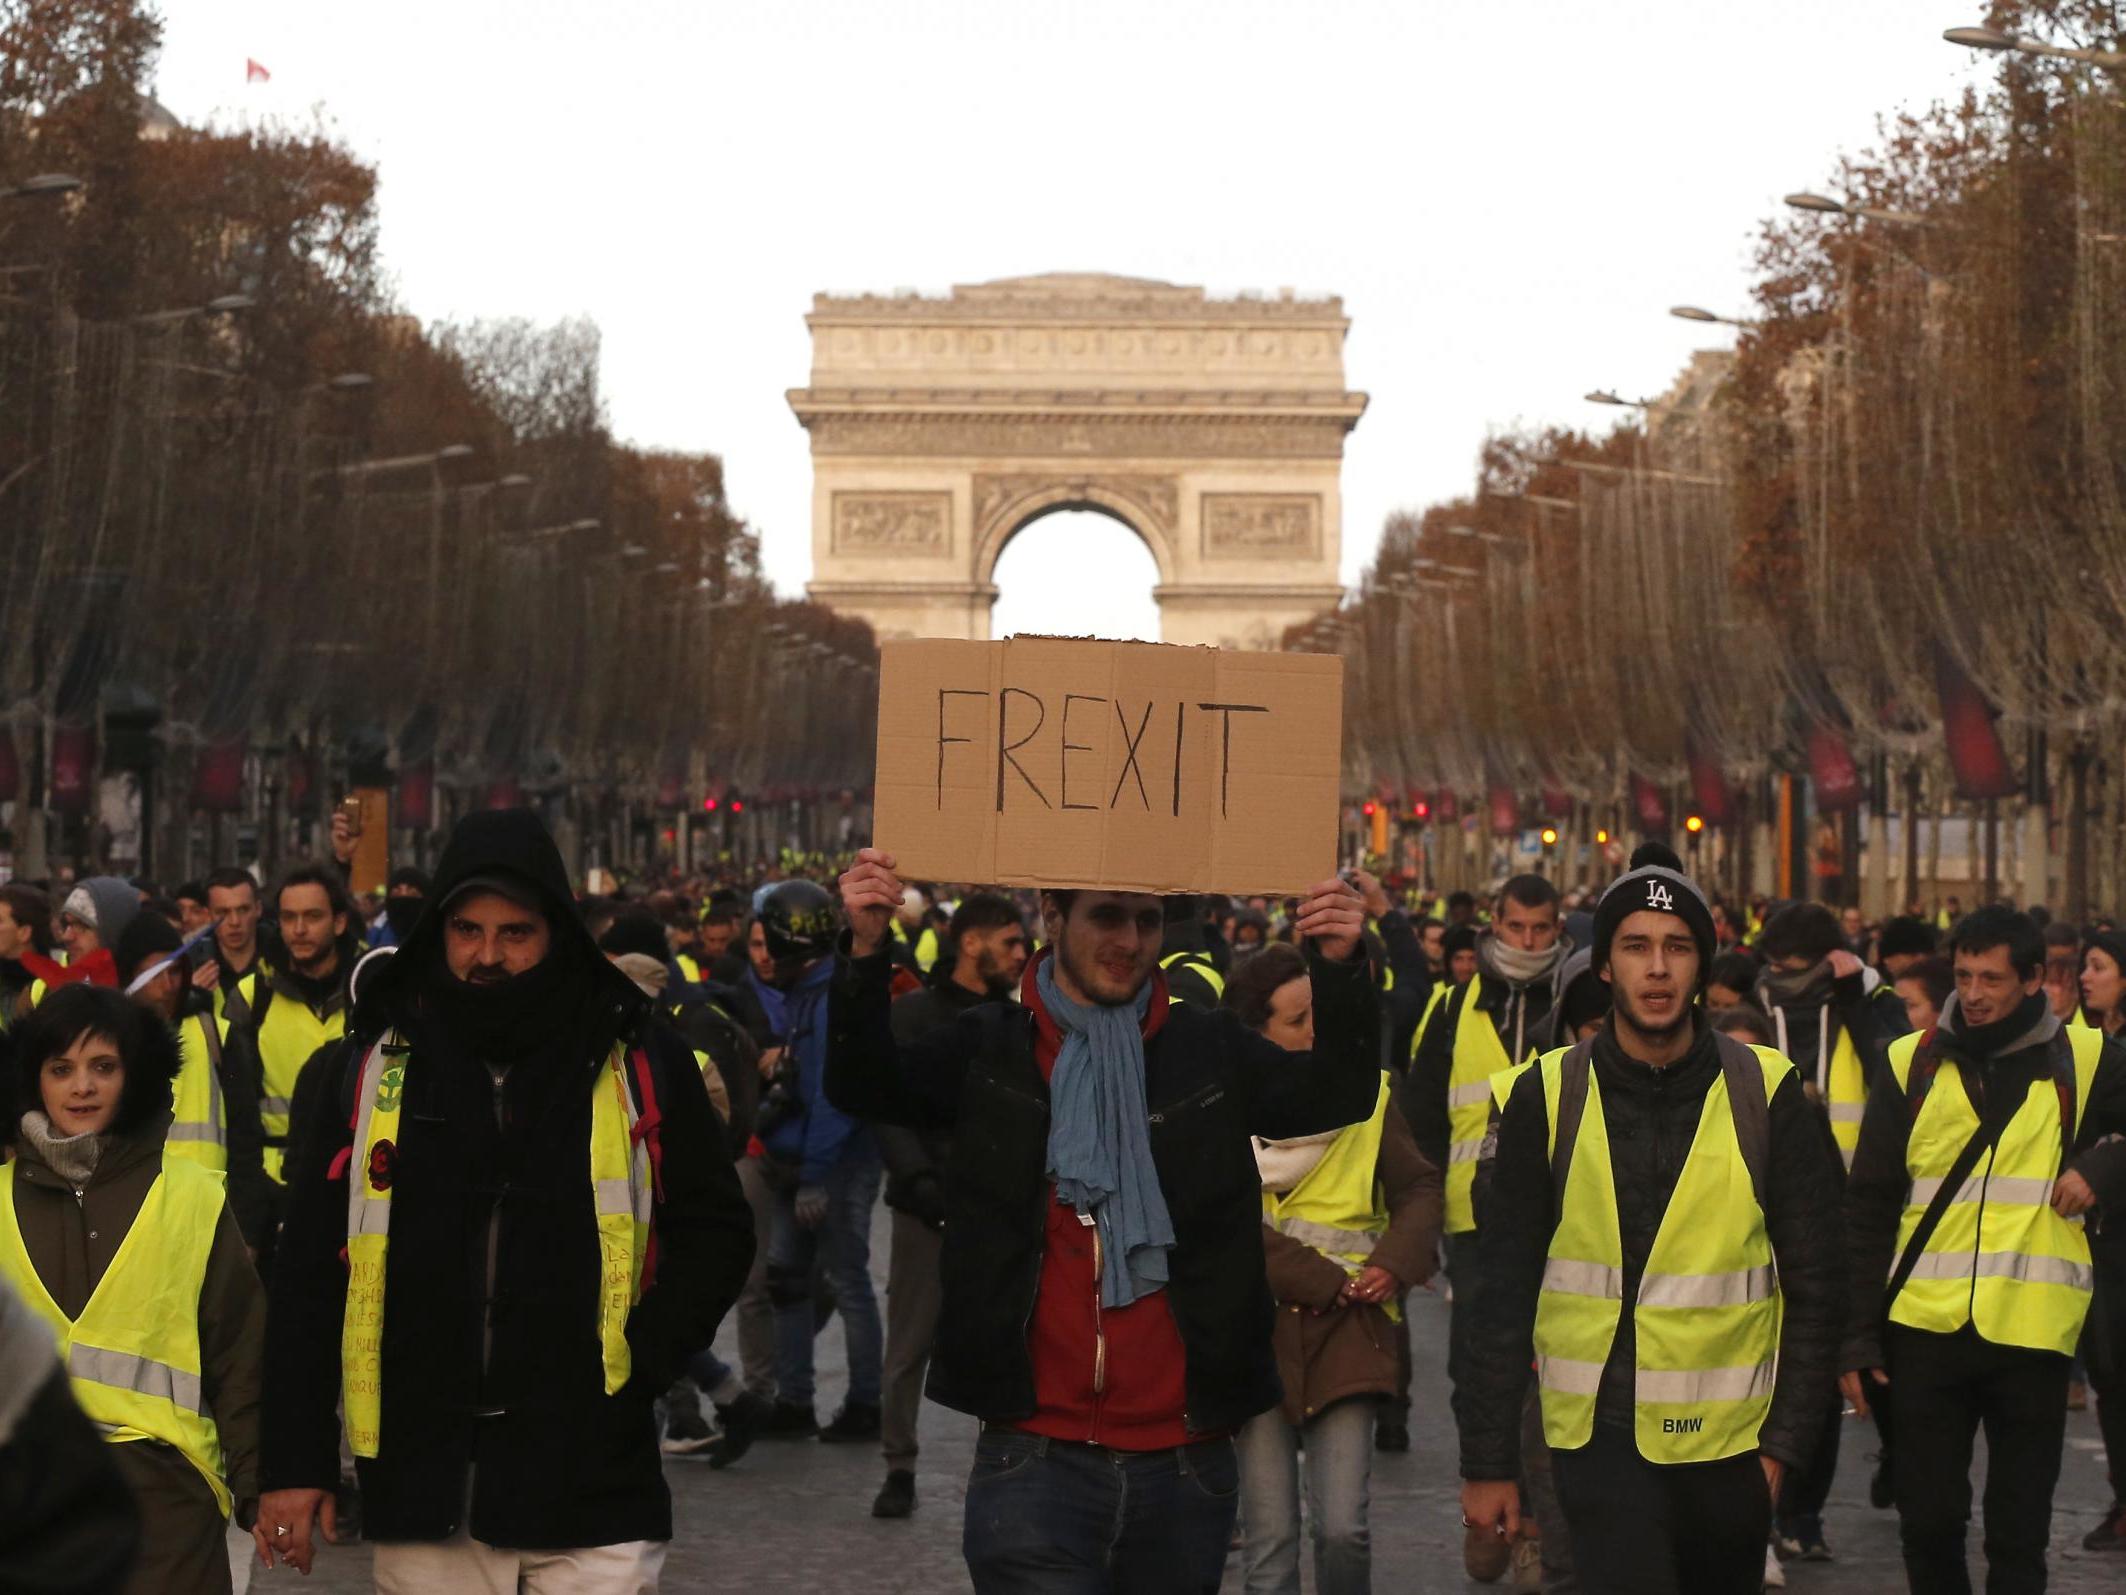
<box><xmin>759</xmin><ymin>880</ymin><xmax>838</xmax><ymax>965</ymax></box>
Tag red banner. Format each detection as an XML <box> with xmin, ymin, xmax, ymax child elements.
<box><xmin>1933</xmin><ymin>645</ymin><xmax>2020</xmax><ymax>801</ymax></box>
<box><xmin>1630</xmin><ymin>773</ymin><xmax>1670</xmax><ymax>832</ymax></box>
<box><xmin>190</xmin><ymin>737</ymin><xmax>247</xmax><ymax>814</ymax></box>
<box><xmin>1541</xmin><ymin>782</ymin><xmax>1574</xmax><ymax>821</ymax></box>
<box><xmin>49</xmin><ymin>725</ymin><xmax>94</xmax><ymax>815</ymax></box>
<box><xmin>397</xmin><ymin>762</ymin><xmax>435</xmax><ymax>831</ymax></box>
<box><xmin>1806</xmin><ymin>726</ymin><xmax>1864</xmax><ymax>813</ymax></box>
<box><xmin>1488</xmin><ymin>785</ymin><xmax>1522</xmax><ymax>835</ymax></box>
<box><xmin>1684</xmin><ymin>738</ymin><xmax>1735</xmax><ymax>828</ymax></box>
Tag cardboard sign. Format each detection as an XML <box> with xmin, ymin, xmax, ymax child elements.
<box><xmin>872</xmin><ymin>637</ymin><xmax>1343</xmax><ymax>895</ymax></box>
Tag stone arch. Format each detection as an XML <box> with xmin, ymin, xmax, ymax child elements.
<box><xmin>792</xmin><ymin>273</ymin><xmax>1367</xmax><ymax>648</ymax></box>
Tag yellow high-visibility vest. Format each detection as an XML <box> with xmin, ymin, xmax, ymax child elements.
<box><xmin>1410</xmin><ymin>984</ymin><xmax>1449</xmax><ymax>1064</ymax></box>
<box><xmin>342</xmin><ymin>1036</ymin><xmax>652</xmax><ymax>1459</ymax></box>
<box><xmin>1443</xmin><ymin>975</ymin><xmax>1536</xmax><ymax>1234</ymax></box>
<box><xmin>1262</xmin><ymin>1074</ymin><xmax>1402</xmax><ymax>1324</ymax></box>
<box><xmin>1885</xmin><ymin>1027</ymin><xmax>2101</xmax><ymax>1356</ymax></box>
<box><xmin>0</xmin><ymin>1157</ymin><xmax>233</xmax><ymax>1515</ymax></box>
<box><xmin>675</xmin><ymin>953</ymin><xmax>703</xmax><ymax>986</ymax></box>
<box><xmin>1161</xmin><ymin>949</ymin><xmax>1226</xmax><ymax>1005</ymax></box>
<box><xmin>893</xmin><ymin>921</ymin><xmax>942</xmax><ymax>973</ymax></box>
<box><xmin>168</xmin><ymin>1009</ymin><xmax>233</xmax><ymax>1175</ymax></box>
<box><xmin>1533</xmin><ymin>1041</ymin><xmax>1789</xmax><ymax>1462</ymax></box>
<box><xmin>1770</xmin><ymin>1006</ymin><xmax>1868</xmax><ymax>1170</ymax></box>
<box><xmin>213</xmin><ymin>966</ymin><xmax>263</xmax><ymax>1030</ymax></box>
<box><xmin>255</xmin><ymin>978</ymin><xmax>347</xmax><ymax>1184</ymax></box>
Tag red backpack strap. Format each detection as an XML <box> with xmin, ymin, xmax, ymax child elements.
<box><xmin>1904</xmin><ymin>1025</ymin><xmax>1943</xmax><ymax>1121</ymax></box>
<box><xmin>626</xmin><ymin>1046</ymin><xmax>668</xmax><ymax>1205</ymax></box>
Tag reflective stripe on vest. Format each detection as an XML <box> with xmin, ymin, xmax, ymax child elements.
<box><xmin>1884</xmin><ymin>1026</ymin><xmax>2101</xmax><ymax>1356</ymax></box>
<box><xmin>256</xmin><ymin>980</ymin><xmax>347</xmax><ymax>1184</ymax></box>
<box><xmin>1262</xmin><ymin>1074</ymin><xmax>1401</xmax><ymax>1323</ymax></box>
<box><xmin>0</xmin><ymin>1158</ymin><xmax>232</xmax><ymax>1516</ymax></box>
<box><xmin>341</xmin><ymin>1036</ymin><xmax>651</xmax><ymax>1459</ymax></box>
<box><xmin>1444</xmin><ymin>975</ymin><xmax>1528</xmax><ymax>1234</ymax></box>
<box><xmin>1771</xmin><ymin>1004</ymin><xmax>1867</xmax><ymax>1169</ymax></box>
<box><xmin>1533</xmin><ymin>1041</ymin><xmax>1790</xmax><ymax>1462</ymax></box>
<box><xmin>167</xmin><ymin>1011</ymin><xmax>231</xmax><ymax>1173</ymax></box>
<box><xmin>1160</xmin><ymin>950</ymin><xmax>1226</xmax><ymax>1003</ymax></box>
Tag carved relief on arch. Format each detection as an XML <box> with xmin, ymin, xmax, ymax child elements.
<box><xmin>970</xmin><ymin>472</ymin><xmax>1180</xmax><ymax>583</ymax></box>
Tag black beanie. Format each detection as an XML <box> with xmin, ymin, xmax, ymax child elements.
<box><xmin>112</xmin><ymin>912</ymin><xmax>183</xmax><ymax>986</ymax></box>
<box><xmin>1591</xmin><ymin>841</ymin><xmax>1717</xmax><ymax>984</ymax></box>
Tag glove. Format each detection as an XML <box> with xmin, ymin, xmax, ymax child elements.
<box><xmin>795</xmin><ymin>1185</ymin><xmax>829</xmax><ymax>1229</ymax></box>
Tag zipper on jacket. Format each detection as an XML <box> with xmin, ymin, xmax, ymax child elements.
<box><xmin>482</xmin><ymin>1063</ymin><xmax>507</xmax><ymax>1377</ymax></box>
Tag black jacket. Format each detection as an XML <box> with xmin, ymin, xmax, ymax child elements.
<box><xmin>1375</xmin><ymin>907</ymin><xmax>1435</xmax><ymax>1073</ymax></box>
<box><xmin>1459</xmin><ymin>1016</ymin><xmax>1847</xmax><ymax>1479</ymax></box>
<box><xmin>259</xmin><ymin>811</ymin><xmax>755</xmax><ymax>1547</ymax></box>
<box><xmin>825</xmin><ymin>938</ymin><xmax>1379</xmax><ymax>1435</ymax></box>
<box><xmin>878</xmin><ymin>976</ymin><xmax>996</xmax><ymax>1225</ymax></box>
<box><xmin>1842</xmin><ymin>1000</ymin><xmax>2126</xmax><ymax>1372</ymax></box>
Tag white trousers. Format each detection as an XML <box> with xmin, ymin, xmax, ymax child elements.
<box><xmin>372</xmin><ymin>1533</ymin><xmax>666</xmax><ymax>1594</ymax></box>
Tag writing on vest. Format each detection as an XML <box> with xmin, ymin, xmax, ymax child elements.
<box><xmin>1885</xmin><ymin>1026</ymin><xmax>2100</xmax><ymax>1357</ymax></box>
<box><xmin>341</xmin><ymin>1035</ymin><xmax>654</xmax><ymax>1459</ymax></box>
<box><xmin>1262</xmin><ymin>1074</ymin><xmax>1401</xmax><ymax>1324</ymax></box>
<box><xmin>0</xmin><ymin>1158</ymin><xmax>234</xmax><ymax>1515</ymax></box>
<box><xmin>1533</xmin><ymin>1039</ymin><xmax>1790</xmax><ymax>1464</ymax></box>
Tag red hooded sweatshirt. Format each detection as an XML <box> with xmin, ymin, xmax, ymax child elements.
<box><xmin>1014</xmin><ymin>952</ymin><xmax>1195</xmax><ymax>1452</ymax></box>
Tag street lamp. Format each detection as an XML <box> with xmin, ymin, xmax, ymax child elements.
<box><xmin>1</xmin><ymin>173</ymin><xmax>83</xmax><ymax>200</ymax></box>
<box><xmin>133</xmin><ymin>292</ymin><xmax>255</xmax><ymax>326</ymax></box>
<box><xmin>1784</xmin><ymin>192</ymin><xmax>1930</xmax><ymax>227</ymax></box>
<box><xmin>1944</xmin><ymin>24</ymin><xmax>2126</xmax><ymax>68</ymax></box>
<box><xmin>1670</xmin><ymin>305</ymin><xmax>1755</xmax><ymax>327</ymax></box>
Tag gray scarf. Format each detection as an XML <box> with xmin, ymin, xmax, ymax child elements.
<box><xmin>18</xmin><ymin>1112</ymin><xmax>105</xmax><ymax>1185</ymax></box>
<box><xmin>1038</xmin><ymin>954</ymin><xmax>1174</xmax><ymax>1309</ymax></box>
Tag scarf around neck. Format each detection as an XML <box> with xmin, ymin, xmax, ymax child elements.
<box><xmin>19</xmin><ymin>1111</ymin><xmax>105</xmax><ymax>1184</ymax></box>
<box><xmin>1036</xmin><ymin>954</ymin><xmax>1174</xmax><ymax>1309</ymax></box>
<box><xmin>1480</xmin><ymin>933</ymin><xmax>1566</xmax><ymax>990</ymax></box>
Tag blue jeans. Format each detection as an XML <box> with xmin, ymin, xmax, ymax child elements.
<box><xmin>1237</xmin><ymin>1397</ymin><xmax>1375</xmax><ymax>1595</ymax></box>
<box><xmin>962</xmin><ymin>1428</ymin><xmax>1240</xmax><ymax>1594</ymax></box>
<box><xmin>767</xmin><ymin>1155</ymin><xmax>883</xmax><ymax>1409</ymax></box>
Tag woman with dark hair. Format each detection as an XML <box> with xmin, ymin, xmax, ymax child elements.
<box><xmin>0</xmin><ymin>984</ymin><xmax>263</xmax><ymax>1593</ymax></box>
<box><xmin>1228</xmin><ymin>944</ymin><xmax>1443</xmax><ymax>1595</ymax></box>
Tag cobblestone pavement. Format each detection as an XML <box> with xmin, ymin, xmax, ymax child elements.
<box><xmin>255</xmin><ymin>1209</ymin><xmax>2126</xmax><ymax>1593</ymax></box>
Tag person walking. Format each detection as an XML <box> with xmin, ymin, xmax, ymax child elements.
<box><xmin>829</xmin><ymin>848</ymin><xmax>1377</xmax><ymax>1595</ymax></box>
<box><xmin>1230</xmin><ymin>942</ymin><xmax>1441</xmax><ymax>1595</ymax></box>
<box><xmin>2</xmin><ymin>984</ymin><xmax>264</xmax><ymax>1593</ymax></box>
<box><xmin>2079</xmin><ymin>928</ymin><xmax>2126</xmax><ymax>1553</ymax></box>
<box><xmin>253</xmin><ymin>809</ymin><xmax>755</xmax><ymax>1591</ymax></box>
<box><xmin>1459</xmin><ymin>846</ymin><xmax>1847</xmax><ymax>1595</ymax></box>
<box><xmin>1844</xmin><ymin>906</ymin><xmax>2126</xmax><ymax>1592</ymax></box>
<box><xmin>754</xmin><ymin>877</ymin><xmax>888</xmax><ymax>1443</ymax></box>
<box><xmin>873</xmin><ymin>892</ymin><xmax>1029</xmax><ymax>1520</ymax></box>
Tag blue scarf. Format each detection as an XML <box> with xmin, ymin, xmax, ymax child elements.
<box><xmin>1037</xmin><ymin>954</ymin><xmax>1174</xmax><ymax>1308</ymax></box>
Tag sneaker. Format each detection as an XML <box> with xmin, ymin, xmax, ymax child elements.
<box><xmin>872</xmin><ymin>1469</ymin><xmax>917</xmax><ymax>1519</ymax></box>
<box><xmin>1869</xmin><ymin>1451</ymin><xmax>1895</xmax><ymax>1511</ymax></box>
<box><xmin>1763</xmin><ymin>1544</ymin><xmax>1786</xmax><ymax>1589</ymax></box>
<box><xmin>759</xmin><ymin>1400</ymin><xmax>820</xmax><ymax>1440</ymax></box>
<box><xmin>707</xmin><ymin>1390</ymin><xmax>777</xmax><ymax>1468</ymax></box>
<box><xmin>819</xmin><ymin>1400</ymin><xmax>882</xmax><ymax>1443</ymax></box>
<box><xmin>660</xmin><ymin>1407</ymin><xmax>718</xmax><ymax>1457</ymax></box>
<box><xmin>1374</xmin><ymin>1419</ymin><xmax>1411</xmax><ymax>1453</ymax></box>
<box><xmin>1463</xmin><ymin>1518</ymin><xmax>1511</xmax><ymax>1584</ymax></box>
<box><xmin>1794</xmin><ymin>1529</ymin><xmax>1832</xmax><ymax>1562</ymax></box>
<box><xmin>2082</xmin><ymin>1500</ymin><xmax>2126</xmax><ymax>1551</ymax></box>
<box><xmin>1509</xmin><ymin>1531</ymin><xmax>1542</xmax><ymax>1592</ymax></box>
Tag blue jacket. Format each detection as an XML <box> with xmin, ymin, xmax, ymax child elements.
<box><xmin>762</xmin><ymin>957</ymin><xmax>873</xmax><ymax>1184</ymax></box>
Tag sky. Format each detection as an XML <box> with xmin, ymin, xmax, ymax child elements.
<box><xmin>151</xmin><ymin>0</ymin><xmax>1994</xmax><ymax>641</ymax></box>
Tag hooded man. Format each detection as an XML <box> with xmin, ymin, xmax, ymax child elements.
<box><xmin>254</xmin><ymin>809</ymin><xmax>755</xmax><ymax>1589</ymax></box>
<box><xmin>19</xmin><ymin>876</ymin><xmax>140</xmax><ymax>993</ymax></box>
<box><xmin>828</xmin><ymin>848</ymin><xmax>1375</xmax><ymax>1594</ymax></box>
<box><xmin>1459</xmin><ymin>844</ymin><xmax>1846</xmax><ymax>1595</ymax></box>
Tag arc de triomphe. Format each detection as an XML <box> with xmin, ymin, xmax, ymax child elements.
<box><xmin>790</xmin><ymin>273</ymin><xmax>1367</xmax><ymax>648</ymax></box>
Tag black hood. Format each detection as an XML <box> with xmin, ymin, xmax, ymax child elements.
<box><xmin>356</xmin><ymin>808</ymin><xmax>645</xmax><ymax>1050</ymax></box>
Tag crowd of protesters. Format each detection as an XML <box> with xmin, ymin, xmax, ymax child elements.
<box><xmin>4</xmin><ymin>808</ymin><xmax>2126</xmax><ymax>1595</ymax></box>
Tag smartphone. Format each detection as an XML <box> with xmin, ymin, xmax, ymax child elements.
<box><xmin>337</xmin><ymin>797</ymin><xmax>365</xmax><ymax>836</ymax></box>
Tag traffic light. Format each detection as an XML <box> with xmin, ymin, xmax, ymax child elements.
<box><xmin>730</xmin><ymin>796</ymin><xmax>745</xmax><ymax>814</ymax></box>
<box><xmin>702</xmin><ymin>795</ymin><xmax>718</xmax><ymax>811</ymax></box>
<box><xmin>1685</xmin><ymin>814</ymin><xmax>1705</xmax><ymax>835</ymax></box>
<box><xmin>1413</xmin><ymin>798</ymin><xmax>1431</xmax><ymax>820</ymax></box>
<box><xmin>1540</xmin><ymin>826</ymin><xmax>1559</xmax><ymax>847</ymax></box>
<box><xmin>1595</xmin><ymin>828</ymin><xmax>1610</xmax><ymax>845</ymax></box>
<box><xmin>1362</xmin><ymin>800</ymin><xmax>1376</xmax><ymax>815</ymax></box>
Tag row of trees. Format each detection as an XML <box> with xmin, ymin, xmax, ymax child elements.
<box><xmin>1302</xmin><ymin>0</ymin><xmax>2126</xmax><ymax>916</ymax></box>
<box><xmin>1</xmin><ymin>0</ymin><xmax>877</xmax><ymax>880</ymax></box>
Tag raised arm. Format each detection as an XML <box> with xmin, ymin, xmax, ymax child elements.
<box><xmin>1242</xmin><ymin>877</ymin><xmax>1380</xmax><ymax>1140</ymax></box>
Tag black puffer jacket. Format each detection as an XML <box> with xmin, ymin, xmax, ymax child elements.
<box><xmin>1458</xmin><ymin>1015</ymin><xmax>1847</xmax><ymax>1478</ymax></box>
<box><xmin>260</xmin><ymin>811</ymin><xmax>755</xmax><ymax>1547</ymax></box>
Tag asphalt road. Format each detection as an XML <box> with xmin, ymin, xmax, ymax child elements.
<box><xmin>250</xmin><ymin>1208</ymin><xmax>2126</xmax><ymax>1593</ymax></box>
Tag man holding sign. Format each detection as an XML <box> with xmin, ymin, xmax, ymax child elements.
<box><xmin>829</xmin><ymin>846</ymin><xmax>1376</xmax><ymax>1594</ymax></box>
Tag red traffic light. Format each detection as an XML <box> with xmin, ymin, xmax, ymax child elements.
<box><xmin>1362</xmin><ymin>800</ymin><xmax>1376</xmax><ymax>816</ymax></box>
<box><xmin>730</xmin><ymin>798</ymin><xmax>744</xmax><ymax>813</ymax></box>
<box><xmin>702</xmin><ymin>796</ymin><xmax>718</xmax><ymax>811</ymax></box>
